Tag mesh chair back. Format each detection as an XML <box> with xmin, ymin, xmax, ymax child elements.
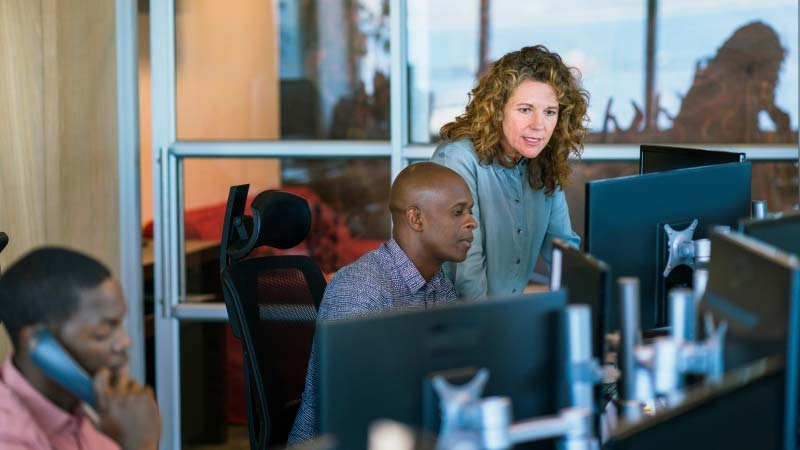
<box><xmin>220</xmin><ymin>187</ymin><xmax>326</xmax><ymax>449</ymax></box>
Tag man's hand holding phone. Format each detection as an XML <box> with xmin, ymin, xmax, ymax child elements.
<box><xmin>93</xmin><ymin>368</ymin><xmax>162</xmax><ymax>450</ymax></box>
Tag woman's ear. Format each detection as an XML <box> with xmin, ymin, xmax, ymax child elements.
<box><xmin>405</xmin><ymin>206</ymin><xmax>424</xmax><ymax>232</ymax></box>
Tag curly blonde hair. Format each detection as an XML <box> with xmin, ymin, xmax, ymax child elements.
<box><xmin>440</xmin><ymin>45</ymin><xmax>589</xmax><ymax>195</ymax></box>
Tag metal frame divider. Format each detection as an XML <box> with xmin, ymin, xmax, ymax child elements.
<box><xmin>150</xmin><ymin>1</ymin><xmax>180</xmax><ymax>449</ymax></box>
<box><xmin>390</xmin><ymin>0</ymin><xmax>409</xmax><ymax>178</ymax></box>
<box><xmin>116</xmin><ymin>0</ymin><xmax>145</xmax><ymax>383</ymax></box>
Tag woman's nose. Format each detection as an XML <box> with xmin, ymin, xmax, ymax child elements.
<box><xmin>530</xmin><ymin>112</ymin><xmax>544</xmax><ymax>129</ymax></box>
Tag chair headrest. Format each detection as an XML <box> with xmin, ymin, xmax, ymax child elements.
<box><xmin>250</xmin><ymin>190</ymin><xmax>311</xmax><ymax>250</ymax></box>
<box><xmin>226</xmin><ymin>190</ymin><xmax>311</xmax><ymax>260</ymax></box>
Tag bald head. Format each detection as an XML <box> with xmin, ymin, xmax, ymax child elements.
<box><xmin>388</xmin><ymin>162</ymin><xmax>476</xmax><ymax>279</ymax></box>
<box><xmin>389</xmin><ymin>162</ymin><xmax>466</xmax><ymax>219</ymax></box>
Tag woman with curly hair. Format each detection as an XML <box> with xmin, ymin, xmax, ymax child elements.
<box><xmin>431</xmin><ymin>45</ymin><xmax>589</xmax><ymax>300</ymax></box>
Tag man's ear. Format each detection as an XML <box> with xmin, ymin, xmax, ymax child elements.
<box><xmin>406</xmin><ymin>206</ymin><xmax>424</xmax><ymax>232</ymax></box>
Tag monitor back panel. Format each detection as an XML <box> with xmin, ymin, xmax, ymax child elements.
<box><xmin>639</xmin><ymin>144</ymin><xmax>745</xmax><ymax>174</ymax></box>
<box><xmin>585</xmin><ymin>162</ymin><xmax>751</xmax><ymax>330</ymax></box>
<box><xmin>552</xmin><ymin>240</ymin><xmax>613</xmax><ymax>359</ymax></box>
<box><xmin>319</xmin><ymin>291</ymin><xmax>567</xmax><ymax>450</ymax></box>
<box><xmin>740</xmin><ymin>210</ymin><xmax>800</xmax><ymax>256</ymax></box>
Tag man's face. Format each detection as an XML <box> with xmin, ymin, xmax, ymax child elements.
<box><xmin>56</xmin><ymin>278</ymin><xmax>130</xmax><ymax>377</ymax></box>
<box><xmin>419</xmin><ymin>176</ymin><xmax>477</xmax><ymax>264</ymax></box>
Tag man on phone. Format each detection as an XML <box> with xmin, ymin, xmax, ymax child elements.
<box><xmin>0</xmin><ymin>247</ymin><xmax>161</xmax><ymax>450</ymax></box>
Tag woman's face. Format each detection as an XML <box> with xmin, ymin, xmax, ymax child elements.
<box><xmin>499</xmin><ymin>80</ymin><xmax>559</xmax><ymax>161</ymax></box>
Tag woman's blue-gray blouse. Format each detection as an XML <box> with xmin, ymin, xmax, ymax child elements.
<box><xmin>431</xmin><ymin>138</ymin><xmax>581</xmax><ymax>300</ymax></box>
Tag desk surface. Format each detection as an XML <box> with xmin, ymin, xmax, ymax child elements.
<box><xmin>141</xmin><ymin>239</ymin><xmax>220</xmax><ymax>268</ymax></box>
<box><xmin>142</xmin><ymin>239</ymin><xmax>221</xmax><ymax>302</ymax></box>
<box><xmin>524</xmin><ymin>282</ymin><xmax>550</xmax><ymax>294</ymax></box>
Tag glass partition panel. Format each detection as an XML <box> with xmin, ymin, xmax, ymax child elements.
<box><xmin>171</xmin><ymin>0</ymin><xmax>391</xmax><ymax>140</ymax></box>
<box><xmin>154</xmin><ymin>157</ymin><xmax>390</xmax><ymax>294</ymax></box>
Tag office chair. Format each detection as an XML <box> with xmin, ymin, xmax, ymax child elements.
<box><xmin>220</xmin><ymin>185</ymin><xmax>327</xmax><ymax>449</ymax></box>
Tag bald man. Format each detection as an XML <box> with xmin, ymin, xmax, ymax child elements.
<box><xmin>289</xmin><ymin>162</ymin><xmax>477</xmax><ymax>444</ymax></box>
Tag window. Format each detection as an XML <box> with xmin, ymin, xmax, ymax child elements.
<box><xmin>407</xmin><ymin>0</ymin><xmax>798</xmax><ymax>145</ymax></box>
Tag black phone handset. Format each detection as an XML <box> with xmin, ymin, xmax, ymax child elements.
<box><xmin>28</xmin><ymin>328</ymin><xmax>97</xmax><ymax>412</ymax></box>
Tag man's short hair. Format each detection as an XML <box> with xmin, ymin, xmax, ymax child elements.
<box><xmin>0</xmin><ymin>247</ymin><xmax>111</xmax><ymax>348</ymax></box>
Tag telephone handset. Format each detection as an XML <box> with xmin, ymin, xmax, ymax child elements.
<box><xmin>28</xmin><ymin>328</ymin><xmax>97</xmax><ymax>410</ymax></box>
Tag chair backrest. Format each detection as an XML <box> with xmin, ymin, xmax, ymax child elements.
<box><xmin>220</xmin><ymin>186</ymin><xmax>327</xmax><ymax>449</ymax></box>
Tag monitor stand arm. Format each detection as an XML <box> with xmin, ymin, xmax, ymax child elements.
<box><xmin>433</xmin><ymin>305</ymin><xmax>602</xmax><ymax>450</ymax></box>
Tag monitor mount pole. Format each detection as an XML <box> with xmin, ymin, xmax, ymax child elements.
<box><xmin>432</xmin><ymin>305</ymin><xmax>604</xmax><ymax>450</ymax></box>
<box><xmin>616</xmin><ymin>279</ymin><xmax>727</xmax><ymax>422</ymax></box>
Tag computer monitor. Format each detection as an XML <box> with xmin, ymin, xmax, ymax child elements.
<box><xmin>639</xmin><ymin>144</ymin><xmax>746</xmax><ymax>174</ymax></box>
<box><xmin>700</xmin><ymin>231</ymin><xmax>800</xmax><ymax>368</ymax></box>
<box><xmin>584</xmin><ymin>162</ymin><xmax>751</xmax><ymax>330</ymax></box>
<box><xmin>550</xmin><ymin>239</ymin><xmax>613</xmax><ymax>360</ymax></box>
<box><xmin>318</xmin><ymin>291</ymin><xmax>568</xmax><ymax>450</ymax></box>
<box><xmin>739</xmin><ymin>209</ymin><xmax>800</xmax><ymax>256</ymax></box>
<box><xmin>603</xmin><ymin>357</ymin><xmax>787</xmax><ymax>450</ymax></box>
<box><xmin>698</xmin><ymin>230</ymin><xmax>799</xmax><ymax>449</ymax></box>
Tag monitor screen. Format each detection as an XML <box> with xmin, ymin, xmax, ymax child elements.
<box><xmin>739</xmin><ymin>209</ymin><xmax>800</xmax><ymax>256</ymax></box>
<box><xmin>699</xmin><ymin>231</ymin><xmax>799</xmax><ymax>450</ymax></box>
<box><xmin>639</xmin><ymin>144</ymin><xmax>746</xmax><ymax>174</ymax></box>
<box><xmin>550</xmin><ymin>238</ymin><xmax>612</xmax><ymax>360</ymax></box>
<box><xmin>584</xmin><ymin>162</ymin><xmax>751</xmax><ymax>331</ymax></box>
<box><xmin>318</xmin><ymin>291</ymin><xmax>567</xmax><ymax>450</ymax></box>
<box><xmin>604</xmin><ymin>357</ymin><xmax>787</xmax><ymax>450</ymax></box>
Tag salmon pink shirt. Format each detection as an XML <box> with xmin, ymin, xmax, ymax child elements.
<box><xmin>0</xmin><ymin>356</ymin><xmax>119</xmax><ymax>450</ymax></box>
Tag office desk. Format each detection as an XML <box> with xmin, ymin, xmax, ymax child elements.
<box><xmin>141</xmin><ymin>239</ymin><xmax>220</xmax><ymax>297</ymax></box>
<box><xmin>142</xmin><ymin>239</ymin><xmax>228</xmax><ymax>445</ymax></box>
